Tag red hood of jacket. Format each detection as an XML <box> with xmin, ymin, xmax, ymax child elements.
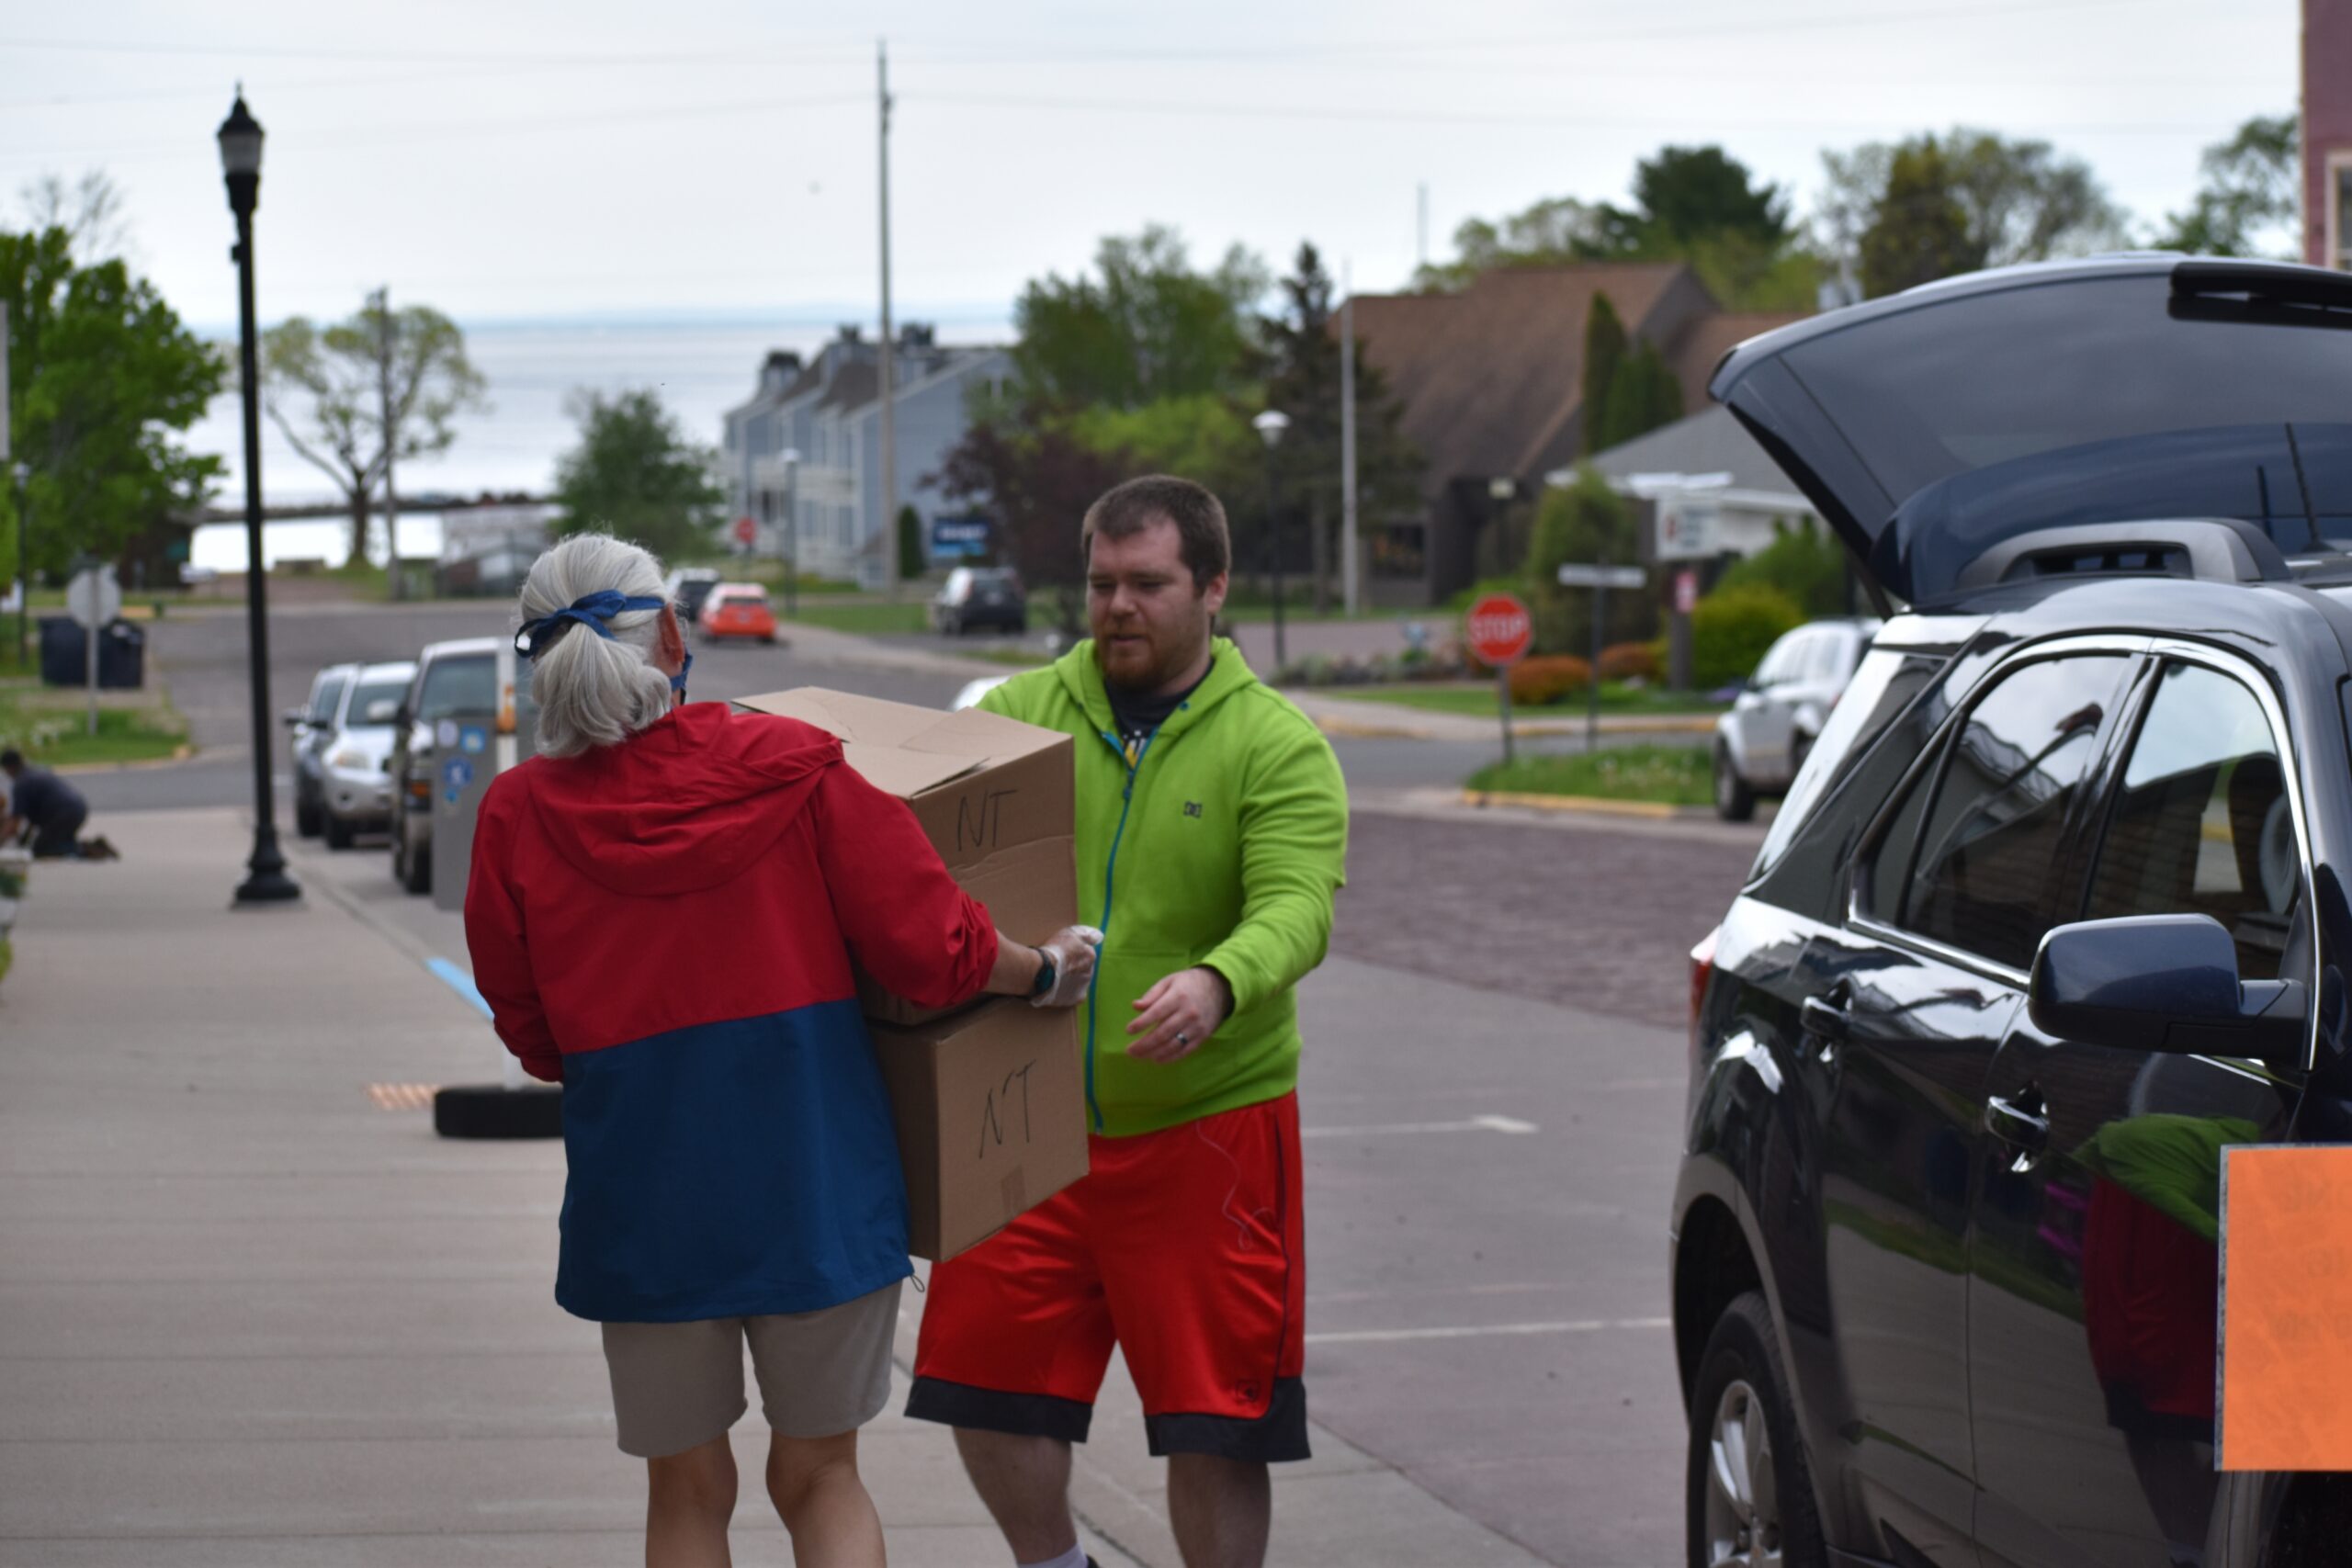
<box><xmin>520</xmin><ymin>702</ymin><xmax>838</xmax><ymax>897</ymax></box>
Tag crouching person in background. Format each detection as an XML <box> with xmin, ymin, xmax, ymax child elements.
<box><xmin>464</xmin><ymin>533</ymin><xmax>1101</xmax><ymax>1568</ymax></box>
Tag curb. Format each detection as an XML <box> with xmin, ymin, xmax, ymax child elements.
<box><xmin>1458</xmin><ymin>788</ymin><xmax>1692</xmax><ymax>820</ymax></box>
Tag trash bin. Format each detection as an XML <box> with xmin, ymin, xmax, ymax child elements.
<box><xmin>97</xmin><ymin>621</ymin><xmax>143</xmax><ymax>689</ymax></box>
<box><xmin>37</xmin><ymin>617</ymin><xmax>145</xmax><ymax>689</ymax></box>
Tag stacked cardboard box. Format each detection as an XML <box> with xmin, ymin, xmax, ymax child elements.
<box><xmin>735</xmin><ymin>690</ymin><xmax>1090</xmax><ymax>1258</ymax></box>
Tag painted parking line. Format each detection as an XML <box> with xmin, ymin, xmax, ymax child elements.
<box><xmin>1301</xmin><ymin>1114</ymin><xmax>1538</xmax><ymax>1138</ymax></box>
<box><xmin>425</xmin><ymin>956</ymin><xmax>493</xmax><ymax>1021</ymax></box>
<box><xmin>1306</xmin><ymin>1316</ymin><xmax>1671</xmax><ymax>1346</ymax></box>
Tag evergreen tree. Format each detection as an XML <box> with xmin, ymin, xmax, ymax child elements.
<box><xmin>1259</xmin><ymin>242</ymin><xmax>1426</xmax><ymax>612</ymax></box>
<box><xmin>897</xmin><ymin>504</ymin><xmax>925</xmax><ymax>581</ymax></box>
<box><xmin>1579</xmin><ymin>293</ymin><xmax>1627</xmax><ymax>456</ymax></box>
<box><xmin>1594</xmin><ymin>341</ymin><xmax>1684</xmax><ymax>453</ymax></box>
<box><xmin>1522</xmin><ymin>465</ymin><xmax>1654</xmax><ymax>655</ymax></box>
<box><xmin>1859</xmin><ymin>142</ymin><xmax>1982</xmax><ymax>298</ymax></box>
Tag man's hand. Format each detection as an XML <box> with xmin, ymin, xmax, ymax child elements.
<box><xmin>1126</xmin><ymin>966</ymin><xmax>1234</xmax><ymax>1064</ymax></box>
<box><xmin>1029</xmin><ymin>925</ymin><xmax>1103</xmax><ymax>1009</ymax></box>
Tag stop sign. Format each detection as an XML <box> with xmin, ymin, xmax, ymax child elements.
<box><xmin>733</xmin><ymin>515</ymin><xmax>757</xmax><ymax>547</ymax></box>
<box><xmin>1464</xmin><ymin>593</ymin><xmax>1533</xmax><ymax>667</ymax></box>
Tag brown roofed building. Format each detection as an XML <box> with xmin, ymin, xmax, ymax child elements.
<box><xmin>1344</xmin><ymin>263</ymin><xmax>1802</xmax><ymax>602</ymax></box>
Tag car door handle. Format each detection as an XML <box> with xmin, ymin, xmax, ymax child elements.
<box><xmin>1984</xmin><ymin>1094</ymin><xmax>2049</xmax><ymax>1155</ymax></box>
<box><xmin>1799</xmin><ymin>995</ymin><xmax>1850</xmax><ymax>1041</ymax></box>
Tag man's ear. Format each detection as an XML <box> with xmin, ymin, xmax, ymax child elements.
<box><xmin>1201</xmin><ymin>571</ymin><xmax>1229</xmax><ymax>619</ymax></box>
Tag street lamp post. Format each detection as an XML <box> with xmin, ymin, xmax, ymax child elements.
<box><xmin>779</xmin><ymin>447</ymin><xmax>800</xmax><ymax>620</ymax></box>
<box><xmin>1252</xmin><ymin>409</ymin><xmax>1290</xmax><ymax>671</ymax></box>
<box><xmin>219</xmin><ymin>92</ymin><xmax>298</xmax><ymax>906</ymax></box>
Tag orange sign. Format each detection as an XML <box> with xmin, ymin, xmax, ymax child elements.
<box><xmin>2220</xmin><ymin>1145</ymin><xmax>2352</xmax><ymax>1471</ymax></box>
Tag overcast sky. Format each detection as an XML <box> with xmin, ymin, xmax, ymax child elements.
<box><xmin>3</xmin><ymin>0</ymin><xmax>2303</xmax><ymax>339</ymax></box>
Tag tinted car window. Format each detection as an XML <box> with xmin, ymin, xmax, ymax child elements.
<box><xmin>346</xmin><ymin>680</ymin><xmax>409</xmax><ymax>727</ymax></box>
<box><xmin>1777</xmin><ymin>272</ymin><xmax>2352</xmax><ymax>524</ymax></box>
<box><xmin>417</xmin><ymin>655</ymin><xmax>496</xmax><ymax>719</ymax></box>
<box><xmin>2086</xmin><ymin>661</ymin><xmax>2301</xmax><ymax>981</ymax></box>
<box><xmin>1874</xmin><ymin>653</ymin><xmax>2132</xmax><ymax>969</ymax></box>
<box><xmin>309</xmin><ymin>675</ymin><xmax>347</xmax><ymax>724</ymax></box>
<box><xmin>1751</xmin><ymin>646</ymin><xmax>1932</xmax><ymax>885</ymax></box>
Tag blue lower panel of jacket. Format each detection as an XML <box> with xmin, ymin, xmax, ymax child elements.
<box><xmin>555</xmin><ymin>998</ymin><xmax>913</xmax><ymax>1322</ymax></box>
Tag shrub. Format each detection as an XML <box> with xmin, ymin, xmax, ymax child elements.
<box><xmin>1598</xmin><ymin>641</ymin><xmax>1661</xmax><ymax>684</ymax></box>
<box><xmin>1715</xmin><ymin>515</ymin><xmax>1849</xmax><ymax>617</ymax></box>
<box><xmin>1509</xmin><ymin>654</ymin><xmax>1593</xmax><ymax>706</ymax></box>
<box><xmin>1692</xmin><ymin>583</ymin><xmax>1804</xmax><ymax>689</ymax></box>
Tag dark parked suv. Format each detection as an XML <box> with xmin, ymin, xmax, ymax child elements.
<box><xmin>1676</xmin><ymin>256</ymin><xmax>2352</xmax><ymax>1568</ymax></box>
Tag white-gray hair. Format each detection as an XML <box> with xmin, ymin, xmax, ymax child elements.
<box><xmin>517</xmin><ymin>533</ymin><xmax>674</xmax><ymax>759</ymax></box>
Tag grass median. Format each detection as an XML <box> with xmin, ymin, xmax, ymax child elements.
<box><xmin>0</xmin><ymin>670</ymin><xmax>188</xmax><ymax>769</ymax></box>
<box><xmin>1464</xmin><ymin>744</ymin><xmax>1714</xmax><ymax>807</ymax></box>
<box><xmin>1323</xmin><ymin>682</ymin><xmax>1724</xmax><ymax>719</ymax></box>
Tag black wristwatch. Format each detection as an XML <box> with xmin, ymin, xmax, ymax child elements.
<box><xmin>1030</xmin><ymin>949</ymin><xmax>1057</xmax><ymax>998</ymax></box>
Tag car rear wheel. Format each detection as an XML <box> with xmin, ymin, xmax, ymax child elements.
<box><xmin>1714</xmin><ymin>744</ymin><xmax>1758</xmax><ymax>823</ymax></box>
<box><xmin>1687</xmin><ymin>1291</ymin><xmax>1821</xmax><ymax>1568</ymax></box>
<box><xmin>395</xmin><ymin>818</ymin><xmax>430</xmax><ymax>895</ymax></box>
<box><xmin>295</xmin><ymin>794</ymin><xmax>322</xmax><ymax>838</ymax></box>
<box><xmin>323</xmin><ymin>812</ymin><xmax>355</xmax><ymax>851</ymax></box>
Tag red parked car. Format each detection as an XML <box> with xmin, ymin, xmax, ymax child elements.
<box><xmin>699</xmin><ymin>583</ymin><xmax>778</xmax><ymax>644</ymax></box>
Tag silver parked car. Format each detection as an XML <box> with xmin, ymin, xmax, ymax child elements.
<box><xmin>287</xmin><ymin>662</ymin><xmax>358</xmax><ymax>839</ymax></box>
<box><xmin>317</xmin><ymin>660</ymin><xmax>416</xmax><ymax>850</ymax></box>
<box><xmin>1711</xmin><ymin>616</ymin><xmax>1879</xmax><ymax>821</ymax></box>
<box><xmin>390</xmin><ymin>637</ymin><xmax>523</xmax><ymax>895</ymax></box>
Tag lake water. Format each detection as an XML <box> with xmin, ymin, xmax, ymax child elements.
<box><xmin>183</xmin><ymin>311</ymin><xmax>1012</xmax><ymax>570</ymax></box>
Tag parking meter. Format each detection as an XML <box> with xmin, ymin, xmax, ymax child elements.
<box><xmin>429</xmin><ymin>644</ymin><xmax>533</xmax><ymax>912</ymax></box>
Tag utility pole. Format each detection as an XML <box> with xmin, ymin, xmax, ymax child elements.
<box><xmin>1417</xmin><ymin>182</ymin><xmax>1429</xmax><ymax>274</ymax></box>
<box><xmin>371</xmin><ymin>287</ymin><xmax>401</xmax><ymax>600</ymax></box>
<box><xmin>1340</xmin><ymin>260</ymin><xmax>1360</xmax><ymax>616</ymax></box>
<box><xmin>876</xmin><ymin>39</ymin><xmax>898</xmax><ymax>600</ymax></box>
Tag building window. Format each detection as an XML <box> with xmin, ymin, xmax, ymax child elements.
<box><xmin>2334</xmin><ymin>153</ymin><xmax>2352</xmax><ymax>272</ymax></box>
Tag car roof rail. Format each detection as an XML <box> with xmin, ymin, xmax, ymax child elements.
<box><xmin>1951</xmin><ymin>517</ymin><xmax>2291</xmax><ymax>592</ymax></box>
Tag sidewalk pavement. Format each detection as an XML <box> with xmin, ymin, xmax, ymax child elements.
<box><xmin>0</xmin><ymin>807</ymin><xmax>1544</xmax><ymax>1567</ymax></box>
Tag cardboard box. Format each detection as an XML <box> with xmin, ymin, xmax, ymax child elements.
<box><xmin>733</xmin><ymin>688</ymin><xmax>1078</xmax><ymax>1025</ymax></box>
<box><xmin>868</xmin><ymin>998</ymin><xmax>1089</xmax><ymax>1259</ymax></box>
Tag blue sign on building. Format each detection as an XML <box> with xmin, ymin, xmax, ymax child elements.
<box><xmin>930</xmin><ymin>515</ymin><xmax>992</xmax><ymax>561</ymax></box>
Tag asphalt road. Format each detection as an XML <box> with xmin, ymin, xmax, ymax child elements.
<box><xmin>78</xmin><ymin>597</ymin><xmax>1760</xmax><ymax>1564</ymax></box>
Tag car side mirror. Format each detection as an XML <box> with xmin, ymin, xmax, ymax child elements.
<box><xmin>282</xmin><ymin>708</ymin><xmax>309</xmax><ymax>728</ymax></box>
<box><xmin>2029</xmin><ymin>914</ymin><xmax>2307</xmax><ymax>1065</ymax></box>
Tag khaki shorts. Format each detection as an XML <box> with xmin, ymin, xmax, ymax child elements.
<box><xmin>601</xmin><ymin>1280</ymin><xmax>902</xmax><ymax>1459</ymax></box>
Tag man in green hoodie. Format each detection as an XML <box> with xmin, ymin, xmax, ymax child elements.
<box><xmin>908</xmin><ymin>475</ymin><xmax>1348</xmax><ymax>1568</ymax></box>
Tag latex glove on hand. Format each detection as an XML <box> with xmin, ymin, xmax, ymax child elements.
<box><xmin>1030</xmin><ymin>925</ymin><xmax>1104</xmax><ymax>1009</ymax></box>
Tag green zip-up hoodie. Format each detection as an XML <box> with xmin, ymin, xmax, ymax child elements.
<box><xmin>978</xmin><ymin>637</ymin><xmax>1347</xmax><ymax>1137</ymax></box>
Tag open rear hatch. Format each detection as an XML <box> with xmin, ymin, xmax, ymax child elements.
<box><xmin>1711</xmin><ymin>257</ymin><xmax>2352</xmax><ymax>605</ymax></box>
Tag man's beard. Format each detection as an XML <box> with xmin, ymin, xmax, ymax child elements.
<box><xmin>1093</xmin><ymin>611</ymin><xmax>1210</xmax><ymax>694</ymax></box>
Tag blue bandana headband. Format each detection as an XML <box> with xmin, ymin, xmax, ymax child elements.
<box><xmin>513</xmin><ymin>591</ymin><xmax>666</xmax><ymax>659</ymax></box>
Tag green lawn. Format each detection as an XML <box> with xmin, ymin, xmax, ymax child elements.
<box><xmin>778</xmin><ymin>601</ymin><xmax>933</xmax><ymax>636</ymax></box>
<box><xmin>1326</xmin><ymin>682</ymin><xmax>1724</xmax><ymax>719</ymax></box>
<box><xmin>1464</xmin><ymin>745</ymin><xmax>1713</xmax><ymax>807</ymax></box>
<box><xmin>0</xmin><ymin>680</ymin><xmax>187</xmax><ymax>768</ymax></box>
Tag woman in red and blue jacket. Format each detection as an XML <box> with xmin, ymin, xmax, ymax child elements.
<box><xmin>464</xmin><ymin>533</ymin><xmax>1099</xmax><ymax>1568</ymax></box>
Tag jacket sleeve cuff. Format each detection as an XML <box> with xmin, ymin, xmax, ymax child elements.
<box><xmin>1199</xmin><ymin>950</ymin><xmax>1258</xmax><ymax>1017</ymax></box>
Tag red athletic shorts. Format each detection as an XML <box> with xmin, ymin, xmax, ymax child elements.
<box><xmin>907</xmin><ymin>1090</ymin><xmax>1308</xmax><ymax>1461</ymax></box>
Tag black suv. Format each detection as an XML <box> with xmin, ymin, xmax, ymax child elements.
<box><xmin>1676</xmin><ymin>256</ymin><xmax>2352</xmax><ymax>1568</ymax></box>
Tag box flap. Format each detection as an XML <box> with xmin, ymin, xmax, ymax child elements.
<box><xmin>733</xmin><ymin>688</ymin><xmax>990</xmax><ymax>799</ymax></box>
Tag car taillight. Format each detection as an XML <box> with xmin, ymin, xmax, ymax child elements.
<box><xmin>1690</xmin><ymin>926</ymin><xmax>1719</xmax><ymax>1066</ymax></box>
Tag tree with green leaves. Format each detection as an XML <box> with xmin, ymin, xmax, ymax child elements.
<box><xmin>550</xmin><ymin>389</ymin><xmax>725</xmax><ymax>563</ymax></box>
<box><xmin>1258</xmin><ymin>243</ymin><xmax>1425</xmax><ymax>611</ymax></box>
<box><xmin>0</xmin><ymin>221</ymin><xmax>223</xmax><ymax>582</ymax></box>
<box><xmin>1717</xmin><ymin>516</ymin><xmax>1849</xmax><ymax>617</ymax></box>
<box><xmin>2154</xmin><ymin>113</ymin><xmax>2298</xmax><ymax>257</ymax></box>
<box><xmin>1858</xmin><ymin>141</ymin><xmax>1982</xmax><ymax>298</ymax></box>
<box><xmin>929</xmin><ymin>400</ymin><xmax>1131</xmax><ymax>635</ymax></box>
<box><xmin>1825</xmin><ymin>129</ymin><xmax>2128</xmax><ymax>298</ymax></box>
<box><xmin>263</xmin><ymin>297</ymin><xmax>485</xmax><ymax>562</ymax></box>
<box><xmin>1415</xmin><ymin>146</ymin><xmax>1819</xmax><ymax>310</ymax></box>
<box><xmin>1011</xmin><ymin>225</ymin><xmax>1267</xmax><ymax>409</ymax></box>
<box><xmin>1522</xmin><ymin>465</ymin><xmax>1653</xmax><ymax>655</ymax></box>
